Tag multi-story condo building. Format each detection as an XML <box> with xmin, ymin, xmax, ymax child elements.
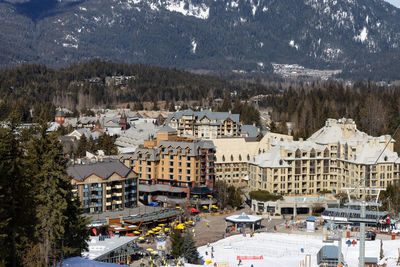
<box><xmin>213</xmin><ymin>132</ymin><xmax>293</xmax><ymax>186</ymax></box>
<box><xmin>166</xmin><ymin>109</ymin><xmax>241</xmax><ymax>139</ymax></box>
<box><xmin>121</xmin><ymin>127</ymin><xmax>216</xmax><ymax>198</ymax></box>
<box><xmin>67</xmin><ymin>160</ymin><xmax>138</xmax><ymax>213</ymax></box>
<box><xmin>248</xmin><ymin>118</ymin><xmax>400</xmax><ymax>197</ymax></box>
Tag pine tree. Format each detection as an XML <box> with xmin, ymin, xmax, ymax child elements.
<box><xmin>26</xmin><ymin>124</ymin><xmax>87</xmax><ymax>266</ymax></box>
<box><xmin>182</xmin><ymin>233</ymin><xmax>199</xmax><ymax>263</ymax></box>
<box><xmin>97</xmin><ymin>133</ymin><xmax>117</xmax><ymax>155</ymax></box>
<box><xmin>87</xmin><ymin>136</ymin><xmax>96</xmax><ymax>153</ymax></box>
<box><xmin>76</xmin><ymin>134</ymin><xmax>88</xmax><ymax>157</ymax></box>
<box><xmin>170</xmin><ymin>229</ymin><xmax>184</xmax><ymax>259</ymax></box>
<box><xmin>0</xmin><ymin>122</ymin><xmax>34</xmax><ymax>267</ymax></box>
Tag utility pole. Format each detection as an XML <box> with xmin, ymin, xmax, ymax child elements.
<box><xmin>359</xmin><ymin>200</ymin><xmax>366</xmax><ymax>267</ymax></box>
<box><xmin>342</xmin><ymin>187</ymin><xmax>385</xmax><ymax>267</ymax></box>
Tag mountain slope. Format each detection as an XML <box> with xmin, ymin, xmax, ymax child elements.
<box><xmin>1</xmin><ymin>0</ymin><xmax>400</xmax><ymax>79</ymax></box>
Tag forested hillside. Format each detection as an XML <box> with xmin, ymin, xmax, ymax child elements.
<box><xmin>0</xmin><ymin>60</ymin><xmax>275</xmax><ymax>121</ymax></box>
<box><xmin>2</xmin><ymin>60</ymin><xmax>400</xmax><ymax>152</ymax></box>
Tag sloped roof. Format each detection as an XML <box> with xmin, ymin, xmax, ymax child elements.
<box><xmin>55</xmin><ymin>109</ymin><xmax>65</xmax><ymax>117</ymax></box>
<box><xmin>167</xmin><ymin>109</ymin><xmax>240</xmax><ymax>124</ymax></box>
<box><xmin>241</xmin><ymin>124</ymin><xmax>259</xmax><ymax>138</ymax></box>
<box><xmin>249</xmin><ymin>145</ymin><xmax>290</xmax><ymax>168</ymax></box>
<box><xmin>67</xmin><ymin>160</ymin><xmax>132</xmax><ymax>181</ymax></box>
<box><xmin>308</xmin><ymin>118</ymin><xmax>367</xmax><ymax>145</ymax></box>
<box><xmin>349</xmin><ymin>143</ymin><xmax>399</xmax><ymax>164</ymax></box>
<box><xmin>225</xmin><ymin>212</ymin><xmax>262</xmax><ymax>223</ymax></box>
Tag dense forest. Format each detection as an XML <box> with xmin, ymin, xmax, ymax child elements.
<box><xmin>0</xmin><ymin>60</ymin><xmax>276</xmax><ymax>116</ymax></box>
<box><xmin>2</xmin><ymin>60</ymin><xmax>400</xmax><ymax>149</ymax></box>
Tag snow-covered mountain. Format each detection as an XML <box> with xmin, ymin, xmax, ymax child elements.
<box><xmin>1</xmin><ymin>0</ymin><xmax>400</xmax><ymax>79</ymax></box>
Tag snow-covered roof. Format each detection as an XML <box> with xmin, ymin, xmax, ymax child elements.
<box><xmin>83</xmin><ymin>236</ymin><xmax>137</xmax><ymax>260</ymax></box>
<box><xmin>225</xmin><ymin>212</ymin><xmax>262</xmax><ymax>223</ymax></box>
<box><xmin>308</xmin><ymin>118</ymin><xmax>368</xmax><ymax>145</ymax></box>
<box><xmin>281</xmin><ymin>140</ymin><xmax>325</xmax><ymax>152</ymax></box>
<box><xmin>348</xmin><ymin>143</ymin><xmax>399</xmax><ymax>164</ymax></box>
<box><xmin>249</xmin><ymin>146</ymin><xmax>290</xmax><ymax>168</ymax></box>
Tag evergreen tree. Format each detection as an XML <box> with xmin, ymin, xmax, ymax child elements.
<box><xmin>152</xmin><ymin>99</ymin><xmax>159</xmax><ymax>111</ymax></box>
<box><xmin>97</xmin><ymin>133</ymin><xmax>117</xmax><ymax>155</ymax></box>
<box><xmin>170</xmin><ymin>229</ymin><xmax>184</xmax><ymax>259</ymax></box>
<box><xmin>87</xmin><ymin>136</ymin><xmax>96</xmax><ymax>153</ymax></box>
<box><xmin>269</xmin><ymin>121</ymin><xmax>277</xmax><ymax>132</ymax></box>
<box><xmin>277</xmin><ymin>121</ymin><xmax>288</xmax><ymax>135</ymax></box>
<box><xmin>76</xmin><ymin>134</ymin><xmax>88</xmax><ymax>157</ymax></box>
<box><xmin>218</xmin><ymin>91</ymin><xmax>232</xmax><ymax>112</ymax></box>
<box><xmin>26</xmin><ymin>124</ymin><xmax>86</xmax><ymax>266</ymax></box>
<box><xmin>182</xmin><ymin>233</ymin><xmax>199</xmax><ymax>263</ymax></box>
<box><xmin>0</xmin><ymin>122</ymin><xmax>34</xmax><ymax>267</ymax></box>
<box><xmin>228</xmin><ymin>186</ymin><xmax>242</xmax><ymax>209</ymax></box>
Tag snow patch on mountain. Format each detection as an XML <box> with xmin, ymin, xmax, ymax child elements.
<box><xmin>354</xmin><ymin>26</ymin><xmax>368</xmax><ymax>42</ymax></box>
<box><xmin>289</xmin><ymin>40</ymin><xmax>299</xmax><ymax>50</ymax></box>
<box><xmin>191</xmin><ymin>39</ymin><xmax>197</xmax><ymax>53</ymax></box>
<box><xmin>164</xmin><ymin>0</ymin><xmax>209</xmax><ymax>19</ymax></box>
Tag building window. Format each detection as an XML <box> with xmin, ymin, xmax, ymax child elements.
<box><xmin>186</xmin><ymin>170</ymin><xmax>191</xmax><ymax>174</ymax></box>
<box><xmin>169</xmin><ymin>168</ymin><xmax>174</xmax><ymax>173</ymax></box>
<box><xmin>187</xmin><ymin>163</ymin><xmax>191</xmax><ymax>168</ymax></box>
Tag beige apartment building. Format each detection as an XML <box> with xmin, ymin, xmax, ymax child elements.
<box><xmin>213</xmin><ymin>132</ymin><xmax>293</xmax><ymax>186</ymax></box>
<box><xmin>167</xmin><ymin>109</ymin><xmax>241</xmax><ymax>139</ymax></box>
<box><xmin>248</xmin><ymin>118</ymin><xmax>400</xmax><ymax>196</ymax></box>
<box><xmin>120</xmin><ymin>127</ymin><xmax>216</xmax><ymax>198</ymax></box>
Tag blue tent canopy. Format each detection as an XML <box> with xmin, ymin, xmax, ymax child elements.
<box><xmin>149</xmin><ymin>202</ymin><xmax>159</xmax><ymax>207</ymax></box>
<box><xmin>57</xmin><ymin>257</ymin><xmax>129</xmax><ymax>267</ymax></box>
<box><xmin>306</xmin><ymin>216</ymin><xmax>317</xmax><ymax>222</ymax></box>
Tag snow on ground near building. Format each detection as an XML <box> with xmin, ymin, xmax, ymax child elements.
<box><xmin>194</xmin><ymin>233</ymin><xmax>400</xmax><ymax>267</ymax></box>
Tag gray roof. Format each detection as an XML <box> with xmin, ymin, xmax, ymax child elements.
<box><xmin>131</xmin><ymin>148</ymin><xmax>159</xmax><ymax>161</ymax></box>
<box><xmin>167</xmin><ymin>109</ymin><xmax>240</xmax><ymax>125</ymax></box>
<box><xmin>241</xmin><ymin>124</ymin><xmax>259</xmax><ymax>138</ymax></box>
<box><xmin>158</xmin><ymin>126</ymin><xmax>176</xmax><ymax>133</ymax></box>
<box><xmin>67</xmin><ymin>160</ymin><xmax>132</xmax><ymax>181</ymax></box>
<box><xmin>55</xmin><ymin>110</ymin><xmax>65</xmax><ymax>117</ymax></box>
<box><xmin>158</xmin><ymin>140</ymin><xmax>215</xmax><ymax>156</ymax></box>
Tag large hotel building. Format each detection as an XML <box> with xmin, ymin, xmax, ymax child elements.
<box><xmin>248</xmin><ymin>118</ymin><xmax>400</xmax><ymax>197</ymax></box>
<box><xmin>121</xmin><ymin>127</ymin><xmax>216</xmax><ymax>198</ymax></box>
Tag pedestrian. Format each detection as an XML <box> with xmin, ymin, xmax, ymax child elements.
<box><xmin>251</xmin><ymin>264</ymin><xmax>254</xmax><ymax>267</ymax></box>
<box><xmin>205</xmin><ymin>251</ymin><xmax>208</xmax><ymax>256</ymax></box>
<box><xmin>238</xmin><ymin>259</ymin><xmax>242</xmax><ymax>265</ymax></box>
<box><xmin>212</xmin><ymin>246</ymin><xmax>214</xmax><ymax>252</ymax></box>
<box><xmin>211</xmin><ymin>252</ymin><xmax>214</xmax><ymax>258</ymax></box>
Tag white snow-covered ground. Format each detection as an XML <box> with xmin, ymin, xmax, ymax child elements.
<box><xmin>193</xmin><ymin>233</ymin><xmax>400</xmax><ymax>267</ymax></box>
